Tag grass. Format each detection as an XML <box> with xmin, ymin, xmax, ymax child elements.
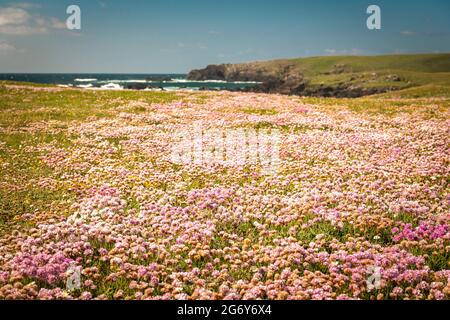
<box><xmin>376</xmin><ymin>84</ymin><xmax>450</xmax><ymax>98</ymax></box>
<box><xmin>0</xmin><ymin>85</ymin><xmax>183</xmax><ymax>228</ymax></box>
<box><xmin>0</xmin><ymin>82</ymin><xmax>448</xmax><ymax>299</ymax></box>
<box><xmin>242</xmin><ymin>107</ymin><xmax>278</xmax><ymax>116</ymax></box>
<box><xmin>222</xmin><ymin>53</ymin><xmax>450</xmax><ymax>97</ymax></box>
<box><xmin>289</xmin><ymin>54</ymin><xmax>450</xmax><ymax>74</ymax></box>
<box><xmin>0</xmin><ymin>85</ymin><xmax>180</xmax><ymax>127</ymax></box>
<box><xmin>0</xmin><ymin>130</ymin><xmax>77</xmax><ymax>228</ymax></box>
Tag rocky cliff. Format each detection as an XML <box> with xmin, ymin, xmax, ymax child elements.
<box><xmin>187</xmin><ymin>62</ymin><xmax>395</xmax><ymax>97</ymax></box>
<box><xmin>188</xmin><ymin>62</ymin><xmax>306</xmax><ymax>95</ymax></box>
<box><xmin>187</xmin><ymin>53</ymin><xmax>450</xmax><ymax>97</ymax></box>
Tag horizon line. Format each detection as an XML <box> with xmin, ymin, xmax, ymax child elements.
<box><xmin>2</xmin><ymin>52</ymin><xmax>449</xmax><ymax>74</ymax></box>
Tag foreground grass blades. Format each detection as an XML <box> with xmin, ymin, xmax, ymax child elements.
<box><xmin>0</xmin><ymin>84</ymin><xmax>449</xmax><ymax>300</ymax></box>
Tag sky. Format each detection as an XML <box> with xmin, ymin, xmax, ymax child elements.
<box><xmin>0</xmin><ymin>0</ymin><xmax>449</xmax><ymax>73</ymax></box>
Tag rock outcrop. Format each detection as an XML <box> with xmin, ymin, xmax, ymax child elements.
<box><xmin>187</xmin><ymin>61</ymin><xmax>398</xmax><ymax>98</ymax></box>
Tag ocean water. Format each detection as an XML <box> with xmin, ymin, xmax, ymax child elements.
<box><xmin>0</xmin><ymin>74</ymin><xmax>260</xmax><ymax>91</ymax></box>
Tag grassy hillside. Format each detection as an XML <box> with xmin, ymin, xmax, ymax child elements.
<box><xmin>228</xmin><ymin>53</ymin><xmax>450</xmax><ymax>97</ymax></box>
<box><xmin>286</xmin><ymin>53</ymin><xmax>450</xmax><ymax>74</ymax></box>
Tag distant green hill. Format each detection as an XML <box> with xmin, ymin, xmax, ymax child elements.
<box><xmin>188</xmin><ymin>53</ymin><xmax>450</xmax><ymax>97</ymax></box>
<box><xmin>287</xmin><ymin>53</ymin><xmax>450</xmax><ymax>74</ymax></box>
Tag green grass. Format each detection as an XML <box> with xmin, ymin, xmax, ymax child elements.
<box><xmin>0</xmin><ymin>80</ymin><xmax>53</xmax><ymax>87</ymax></box>
<box><xmin>242</xmin><ymin>107</ymin><xmax>278</xmax><ymax>116</ymax></box>
<box><xmin>0</xmin><ymin>85</ymin><xmax>180</xmax><ymax>126</ymax></box>
<box><xmin>376</xmin><ymin>84</ymin><xmax>450</xmax><ymax>98</ymax></box>
<box><xmin>0</xmin><ymin>130</ymin><xmax>77</xmax><ymax>227</ymax></box>
<box><xmin>287</xmin><ymin>53</ymin><xmax>450</xmax><ymax>75</ymax></box>
<box><xmin>0</xmin><ymin>85</ymin><xmax>183</xmax><ymax>228</ymax></box>
<box><xmin>0</xmin><ymin>82</ymin><xmax>448</xmax><ymax>299</ymax></box>
<box><xmin>228</xmin><ymin>53</ymin><xmax>450</xmax><ymax>97</ymax></box>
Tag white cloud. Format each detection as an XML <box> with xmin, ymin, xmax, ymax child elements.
<box><xmin>49</xmin><ymin>17</ymin><xmax>66</xmax><ymax>30</ymax></box>
<box><xmin>0</xmin><ymin>40</ymin><xmax>17</xmax><ymax>55</ymax></box>
<box><xmin>324</xmin><ymin>48</ymin><xmax>364</xmax><ymax>56</ymax></box>
<box><xmin>400</xmin><ymin>30</ymin><xmax>416</xmax><ymax>36</ymax></box>
<box><xmin>400</xmin><ymin>30</ymin><xmax>450</xmax><ymax>37</ymax></box>
<box><xmin>0</xmin><ymin>6</ymin><xmax>66</xmax><ymax>35</ymax></box>
<box><xmin>0</xmin><ymin>7</ymin><xmax>29</xmax><ymax>26</ymax></box>
<box><xmin>9</xmin><ymin>2</ymin><xmax>42</xmax><ymax>10</ymax></box>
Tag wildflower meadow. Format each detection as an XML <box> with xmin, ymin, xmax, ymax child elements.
<box><xmin>0</xmin><ymin>84</ymin><xmax>448</xmax><ymax>300</ymax></box>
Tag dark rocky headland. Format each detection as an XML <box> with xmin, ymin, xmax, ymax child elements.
<box><xmin>187</xmin><ymin>53</ymin><xmax>450</xmax><ymax>98</ymax></box>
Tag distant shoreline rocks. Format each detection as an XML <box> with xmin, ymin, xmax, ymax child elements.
<box><xmin>123</xmin><ymin>83</ymin><xmax>166</xmax><ymax>90</ymax></box>
<box><xmin>185</xmin><ymin>52</ymin><xmax>450</xmax><ymax>98</ymax></box>
<box><xmin>187</xmin><ymin>63</ymin><xmax>401</xmax><ymax>98</ymax></box>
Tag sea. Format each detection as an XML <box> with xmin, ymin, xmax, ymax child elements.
<box><xmin>0</xmin><ymin>74</ymin><xmax>260</xmax><ymax>91</ymax></box>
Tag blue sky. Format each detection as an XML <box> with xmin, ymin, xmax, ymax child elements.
<box><xmin>0</xmin><ymin>0</ymin><xmax>449</xmax><ymax>73</ymax></box>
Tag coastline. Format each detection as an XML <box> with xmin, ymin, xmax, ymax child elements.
<box><xmin>0</xmin><ymin>74</ymin><xmax>261</xmax><ymax>92</ymax></box>
<box><xmin>3</xmin><ymin>53</ymin><xmax>450</xmax><ymax>98</ymax></box>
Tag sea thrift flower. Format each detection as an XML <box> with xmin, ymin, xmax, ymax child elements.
<box><xmin>0</xmin><ymin>91</ymin><xmax>448</xmax><ymax>300</ymax></box>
